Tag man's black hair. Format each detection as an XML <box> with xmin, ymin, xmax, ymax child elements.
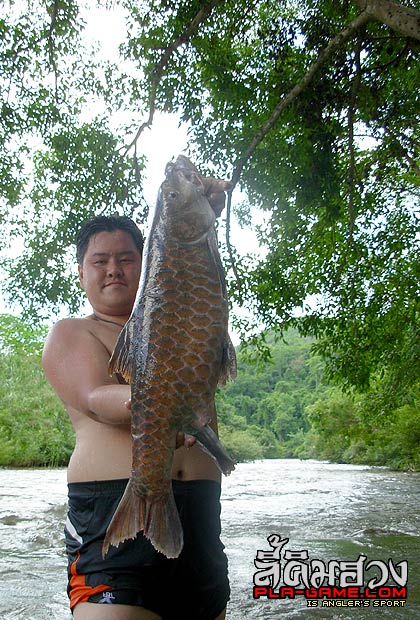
<box><xmin>76</xmin><ymin>215</ymin><xmax>144</xmax><ymax>265</ymax></box>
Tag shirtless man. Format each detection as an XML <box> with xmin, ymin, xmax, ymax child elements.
<box><xmin>42</xmin><ymin>195</ymin><xmax>230</xmax><ymax>619</ymax></box>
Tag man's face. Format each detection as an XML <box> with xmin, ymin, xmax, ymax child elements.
<box><xmin>78</xmin><ymin>230</ymin><xmax>142</xmax><ymax>317</ymax></box>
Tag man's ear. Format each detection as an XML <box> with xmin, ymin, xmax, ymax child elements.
<box><xmin>78</xmin><ymin>264</ymin><xmax>85</xmax><ymax>289</ymax></box>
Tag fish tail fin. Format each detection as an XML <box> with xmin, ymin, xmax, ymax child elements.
<box><xmin>102</xmin><ymin>480</ymin><xmax>183</xmax><ymax>559</ymax></box>
<box><xmin>102</xmin><ymin>479</ymin><xmax>140</xmax><ymax>558</ymax></box>
<box><xmin>193</xmin><ymin>424</ymin><xmax>236</xmax><ymax>476</ymax></box>
<box><xmin>144</xmin><ymin>491</ymin><xmax>184</xmax><ymax>559</ymax></box>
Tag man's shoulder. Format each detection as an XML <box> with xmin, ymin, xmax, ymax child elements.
<box><xmin>43</xmin><ymin>316</ymin><xmax>110</xmax><ymax>371</ymax></box>
<box><xmin>48</xmin><ymin>316</ymin><xmax>93</xmax><ymax>335</ymax></box>
<box><xmin>45</xmin><ymin>316</ymin><xmax>99</xmax><ymax>348</ymax></box>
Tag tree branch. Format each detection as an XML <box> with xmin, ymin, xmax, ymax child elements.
<box><xmin>47</xmin><ymin>0</ymin><xmax>60</xmax><ymax>101</ymax></box>
<box><xmin>387</xmin><ymin>129</ymin><xmax>420</xmax><ymax>178</ymax></box>
<box><xmin>123</xmin><ymin>0</ymin><xmax>225</xmax><ymax>155</ymax></box>
<box><xmin>225</xmin><ymin>189</ymin><xmax>244</xmax><ymax>303</ymax></box>
<box><xmin>229</xmin><ymin>10</ymin><xmax>371</xmax><ymax>189</ymax></box>
<box><xmin>401</xmin><ymin>152</ymin><xmax>420</xmax><ymax>176</ymax></box>
<box><xmin>352</xmin><ymin>0</ymin><xmax>420</xmax><ymax>40</ymax></box>
<box><xmin>347</xmin><ymin>34</ymin><xmax>363</xmax><ymax>243</ymax></box>
<box><xmin>225</xmin><ymin>9</ymin><xmax>375</xmax><ymax>296</ymax></box>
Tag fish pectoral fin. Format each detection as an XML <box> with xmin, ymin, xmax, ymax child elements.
<box><xmin>192</xmin><ymin>425</ymin><xmax>236</xmax><ymax>476</ymax></box>
<box><xmin>218</xmin><ymin>335</ymin><xmax>237</xmax><ymax>387</ymax></box>
<box><xmin>102</xmin><ymin>479</ymin><xmax>184</xmax><ymax>560</ymax></box>
<box><xmin>108</xmin><ymin>321</ymin><xmax>134</xmax><ymax>383</ymax></box>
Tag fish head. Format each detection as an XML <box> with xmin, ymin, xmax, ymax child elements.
<box><xmin>160</xmin><ymin>158</ymin><xmax>216</xmax><ymax>243</ymax></box>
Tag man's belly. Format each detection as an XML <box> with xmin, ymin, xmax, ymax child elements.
<box><xmin>67</xmin><ymin>424</ymin><xmax>221</xmax><ymax>483</ymax></box>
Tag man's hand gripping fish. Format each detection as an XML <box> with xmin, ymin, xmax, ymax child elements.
<box><xmin>102</xmin><ymin>156</ymin><xmax>236</xmax><ymax>559</ymax></box>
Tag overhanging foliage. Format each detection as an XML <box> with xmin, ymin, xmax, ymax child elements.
<box><xmin>1</xmin><ymin>0</ymin><xmax>419</xmax><ymax>397</ymax></box>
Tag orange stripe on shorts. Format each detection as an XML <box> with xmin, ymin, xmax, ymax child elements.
<box><xmin>69</xmin><ymin>552</ymin><xmax>112</xmax><ymax>609</ymax></box>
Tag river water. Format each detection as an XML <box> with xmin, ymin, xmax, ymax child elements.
<box><xmin>0</xmin><ymin>459</ymin><xmax>419</xmax><ymax>619</ymax></box>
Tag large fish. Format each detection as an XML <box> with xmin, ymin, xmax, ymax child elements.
<box><xmin>102</xmin><ymin>155</ymin><xmax>236</xmax><ymax>559</ymax></box>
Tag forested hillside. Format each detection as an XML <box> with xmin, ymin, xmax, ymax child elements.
<box><xmin>1</xmin><ymin>315</ymin><xmax>418</xmax><ymax>470</ymax></box>
<box><xmin>219</xmin><ymin>333</ymin><xmax>420</xmax><ymax>470</ymax></box>
<box><xmin>217</xmin><ymin>331</ymin><xmax>325</xmax><ymax>461</ymax></box>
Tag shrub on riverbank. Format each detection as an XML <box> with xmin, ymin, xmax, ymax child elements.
<box><xmin>0</xmin><ymin>352</ymin><xmax>74</xmax><ymax>467</ymax></box>
<box><xmin>299</xmin><ymin>388</ymin><xmax>420</xmax><ymax>471</ymax></box>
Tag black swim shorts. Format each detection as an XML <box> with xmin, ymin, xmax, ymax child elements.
<box><xmin>65</xmin><ymin>478</ymin><xmax>230</xmax><ymax>620</ymax></box>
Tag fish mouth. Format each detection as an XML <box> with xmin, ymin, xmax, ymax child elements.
<box><xmin>165</xmin><ymin>160</ymin><xmax>205</xmax><ymax>194</ymax></box>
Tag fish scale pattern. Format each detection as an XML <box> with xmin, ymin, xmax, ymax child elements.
<box><xmin>131</xmin><ymin>239</ymin><xmax>227</xmax><ymax>494</ymax></box>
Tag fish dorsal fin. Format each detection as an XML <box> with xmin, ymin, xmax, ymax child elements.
<box><xmin>108</xmin><ymin>320</ymin><xmax>134</xmax><ymax>384</ymax></box>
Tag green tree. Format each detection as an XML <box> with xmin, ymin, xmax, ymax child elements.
<box><xmin>1</xmin><ymin>0</ymin><xmax>419</xmax><ymax>403</ymax></box>
<box><xmin>0</xmin><ymin>314</ymin><xmax>73</xmax><ymax>466</ymax></box>
<box><xmin>304</xmin><ymin>389</ymin><xmax>361</xmax><ymax>462</ymax></box>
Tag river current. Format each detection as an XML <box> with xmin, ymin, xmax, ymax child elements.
<box><xmin>0</xmin><ymin>459</ymin><xmax>419</xmax><ymax>619</ymax></box>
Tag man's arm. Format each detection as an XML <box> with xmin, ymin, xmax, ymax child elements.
<box><xmin>42</xmin><ymin>318</ymin><xmax>131</xmax><ymax>425</ymax></box>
